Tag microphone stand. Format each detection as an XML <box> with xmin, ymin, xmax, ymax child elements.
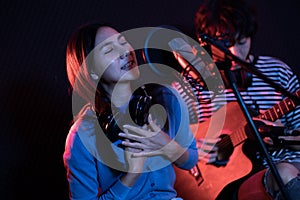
<box><xmin>200</xmin><ymin>34</ymin><xmax>293</xmax><ymax>200</ymax></box>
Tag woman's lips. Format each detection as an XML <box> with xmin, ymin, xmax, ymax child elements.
<box><xmin>121</xmin><ymin>60</ymin><xmax>135</xmax><ymax>70</ymax></box>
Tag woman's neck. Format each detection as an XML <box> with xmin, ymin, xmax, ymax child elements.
<box><xmin>104</xmin><ymin>81</ymin><xmax>132</xmax><ymax>107</ymax></box>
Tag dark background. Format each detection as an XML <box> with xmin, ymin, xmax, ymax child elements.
<box><xmin>0</xmin><ymin>0</ymin><xmax>299</xmax><ymax>199</ymax></box>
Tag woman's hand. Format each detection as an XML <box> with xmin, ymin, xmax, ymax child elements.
<box><xmin>120</xmin><ymin>143</ymin><xmax>145</xmax><ymax>187</ymax></box>
<box><xmin>118</xmin><ymin>116</ymin><xmax>185</xmax><ymax>162</ymax></box>
<box><xmin>120</xmin><ymin>129</ymin><xmax>147</xmax><ymax>188</ymax></box>
<box><xmin>123</xmin><ymin>128</ymin><xmax>146</xmax><ymax>173</ymax></box>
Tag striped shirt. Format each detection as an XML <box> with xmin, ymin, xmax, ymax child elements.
<box><xmin>173</xmin><ymin>55</ymin><xmax>300</xmax><ymax>165</ymax></box>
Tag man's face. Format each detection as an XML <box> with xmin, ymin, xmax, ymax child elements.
<box><xmin>205</xmin><ymin>32</ymin><xmax>252</xmax><ymax>70</ymax></box>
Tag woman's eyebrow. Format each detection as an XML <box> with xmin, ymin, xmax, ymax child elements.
<box><xmin>97</xmin><ymin>34</ymin><xmax>123</xmax><ymax>50</ymax></box>
<box><xmin>97</xmin><ymin>41</ymin><xmax>113</xmax><ymax>51</ymax></box>
<box><xmin>117</xmin><ymin>33</ymin><xmax>126</xmax><ymax>40</ymax></box>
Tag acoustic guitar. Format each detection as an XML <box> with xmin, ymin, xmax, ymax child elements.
<box><xmin>174</xmin><ymin>90</ymin><xmax>300</xmax><ymax>200</ymax></box>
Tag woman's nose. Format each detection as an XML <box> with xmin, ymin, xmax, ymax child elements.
<box><xmin>120</xmin><ymin>50</ymin><xmax>130</xmax><ymax>59</ymax></box>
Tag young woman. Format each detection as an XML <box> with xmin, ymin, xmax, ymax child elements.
<box><xmin>63</xmin><ymin>23</ymin><xmax>198</xmax><ymax>200</ymax></box>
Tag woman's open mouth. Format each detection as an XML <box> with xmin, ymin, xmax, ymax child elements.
<box><xmin>120</xmin><ymin>60</ymin><xmax>135</xmax><ymax>71</ymax></box>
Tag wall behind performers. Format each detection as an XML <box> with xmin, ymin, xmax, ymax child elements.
<box><xmin>0</xmin><ymin>0</ymin><xmax>299</xmax><ymax>199</ymax></box>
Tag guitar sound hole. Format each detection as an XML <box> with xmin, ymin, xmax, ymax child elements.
<box><xmin>216</xmin><ymin>134</ymin><xmax>234</xmax><ymax>163</ymax></box>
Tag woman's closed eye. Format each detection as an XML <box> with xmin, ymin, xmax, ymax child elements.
<box><xmin>102</xmin><ymin>44</ymin><xmax>114</xmax><ymax>54</ymax></box>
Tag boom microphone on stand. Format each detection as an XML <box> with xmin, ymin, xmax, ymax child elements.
<box><xmin>142</xmin><ymin>25</ymin><xmax>224</xmax><ymax>94</ymax></box>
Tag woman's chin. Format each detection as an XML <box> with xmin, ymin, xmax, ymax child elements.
<box><xmin>119</xmin><ymin>70</ymin><xmax>140</xmax><ymax>82</ymax></box>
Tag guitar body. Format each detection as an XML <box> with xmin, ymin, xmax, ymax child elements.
<box><xmin>174</xmin><ymin>145</ymin><xmax>251</xmax><ymax>200</ymax></box>
<box><xmin>174</xmin><ymin>102</ymin><xmax>253</xmax><ymax>200</ymax></box>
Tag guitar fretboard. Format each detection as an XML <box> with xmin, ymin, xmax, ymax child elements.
<box><xmin>259</xmin><ymin>90</ymin><xmax>300</xmax><ymax>122</ymax></box>
<box><xmin>228</xmin><ymin>89</ymin><xmax>300</xmax><ymax>147</ymax></box>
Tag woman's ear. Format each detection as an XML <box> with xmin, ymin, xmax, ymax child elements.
<box><xmin>90</xmin><ymin>73</ymin><xmax>99</xmax><ymax>80</ymax></box>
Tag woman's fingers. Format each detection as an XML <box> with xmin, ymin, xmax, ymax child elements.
<box><xmin>131</xmin><ymin>150</ymin><xmax>161</xmax><ymax>158</ymax></box>
<box><xmin>148</xmin><ymin>114</ymin><xmax>161</xmax><ymax>132</ymax></box>
<box><xmin>123</xmin><ymin>124</ymin><xmax>150</xmax><ymax>137</ymax></box>
<box><xmin>119</xmin><ymin>129</ymin><xmax>152</xmax><ymax>150</ymax></box>
<box><xmin>119</xmin><ymin>128</ymin><xmax>143</xmax><ymax>141</ymax></box>
<box><xmin>122</xmin><ymin>140</ymin><xmax>142</xmax><ymax>148</ymax></box>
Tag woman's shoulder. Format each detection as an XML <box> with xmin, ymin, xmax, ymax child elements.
<box><xmin>64</xmin><ymin>104</ymin><xmax>100</xmax><ymax>158</ymax></box>
<box><xmin>67</xmin><ymin>104</ymin><xmax>98</xmax><ymax>141</ymax></box>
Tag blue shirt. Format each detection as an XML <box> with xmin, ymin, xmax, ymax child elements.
<box><xmin>63</xmin><ymin>85</ymin><xmax>198</xmax><ymax>200</ymax></box>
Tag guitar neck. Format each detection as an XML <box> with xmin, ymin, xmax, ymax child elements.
<box><xmin>229</xmin><ymin>89</ymin><xmax>300</xmax><ymax>146</ymax></box>
<box><xmin>231</xmin><ymin>126</ymin><xmax>248</xmax><ymax>147</ymax></box>
<box><xmin>259</xmin><ymin>90</ymin><xmax>300</xmax><ymax>122</ymax></box>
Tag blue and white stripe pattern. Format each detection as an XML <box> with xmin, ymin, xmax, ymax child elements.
<box><xmin>173</xmin><ymin>55</ymin><xmax>300</xmax><ymax>165</ymax></box>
